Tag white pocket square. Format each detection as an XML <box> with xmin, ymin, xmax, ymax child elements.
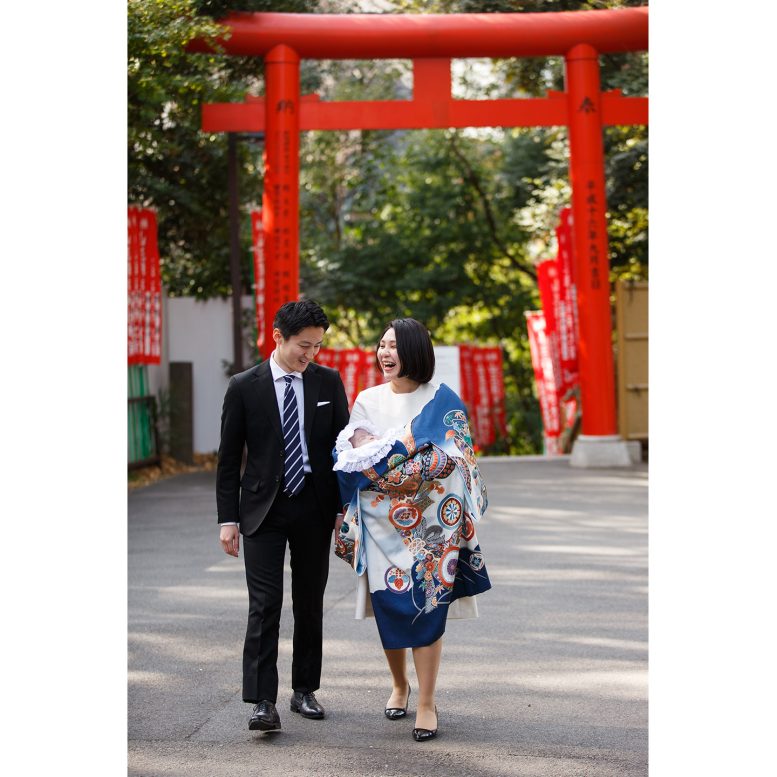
<box><xmin>317</xmin><ymin>400</ymin><xmax>330</xmax><ymax>406</ymax></box>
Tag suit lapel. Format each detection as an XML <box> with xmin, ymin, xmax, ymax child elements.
<box><xmin>302</xmin><ymin>364</ymin><xmax>322</xmax><ymax>446</ymax></box>
<box><xmin>253</xmin><ymin>361</ymin><xmax>283</xmax><ymax>442</ymax></box>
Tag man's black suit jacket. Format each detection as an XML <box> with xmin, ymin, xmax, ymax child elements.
<box><xmin>216</xmin><ymin>359</ymin><xmax>350</xmax><ymax>537</ymax></box>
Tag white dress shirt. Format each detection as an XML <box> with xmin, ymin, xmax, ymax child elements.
<box><xmin>268</xmin><ymin>351</ymin><xmax>312</xmax><ymax>475</ymax></box>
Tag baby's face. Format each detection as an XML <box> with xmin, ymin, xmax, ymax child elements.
<box><xmin>350</xmin><ymin>428</ymin><xmax>377</xmax><ymax>447</ymax></box>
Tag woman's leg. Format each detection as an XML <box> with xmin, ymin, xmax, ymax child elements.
<box><xmin>411</xmin><ymin>636</ymin><xmax>443</xmax><ymax>729</ymax></box>
<box><xmin>384</xmin><ymin>648</ymin><xmax>411</xmax><ymax>708</ymax></box>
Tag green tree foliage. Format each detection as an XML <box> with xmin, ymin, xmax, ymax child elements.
<box><xmin>299</xmin><ymin>120</ymin><xmax>560</xmax><ymax>452</ymax></box>
<box><xmin>128</xmin><ymin>0</ymin><xmax>318</xmax><ymax>297</ymax></box>
<box><xmin>387</xmin><ymin>0</ymin><xmax>649</xmax><ymax>281</ymax></box>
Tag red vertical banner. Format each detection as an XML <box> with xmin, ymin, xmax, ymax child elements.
<box><xmin>318</xmin><ymin>347</ymin><xmax>383</xmax><ymax>410</ymax></box>
<box><xmin>537</xmin><ymin>259</ymin><xmax>562</xmax><ymax>408</ymax></box>
<box><xmin>558</xmin><ymin>205</ymin><xmax>578</xmax><ymax>291</ymax></box>
<box><xmin>464</xmin><ymin>346</ymin><xmax>481</xmax><ymax>445</ymax></box>
<box><xmin>360</xmin><ymin>348</ymin><xmax>383</xmax><ymax>392</ymax></box>
<box><xmin>525</xmin><ymin>311</ymin><xmax>562</xmax><ymax>454</ymax></box>
<box><xmin>144</xmin><ymin>208</ymin><xmax>162</xmax><ymax>363</ymax></box>
<box><xmin>458</xmin><ymin>344</ymin><xmax>475</xmax><ymax>422</ymax></box>
<box><xmin>471</xmin><ymin>347</ymin><xmax>493</xmax><ymax>448</ymax></box>
<box><xmin>555</xmin><ymin>206</ymin><xmax>580</xmax><ymax>431</ymax></box>
<box><xmin>556</xmin><ymin>206</ymin><xmax>578</xmax><ymax>390</ymax></box>
<box><xmin>537</xmin><ymin>259</ymin><xmax>561</xmax><ymax>341</ymax></box>
<box><xmin>340</xmin><ymin>349</ymin><xmax>363</xmax><ymax>408</ymax></box>
<box><xmin>316</xmin><ymin>348</ymin><xmax>339</xmax><ymax>371</ymax></box>
<box><xmin>127</xmin><ymin>207</ymin><xmax>140</xmax><ymax>363</ymax></box>
<box><xmin>483</xmin><ymin>346</ymin><xmax>507</xmax><ymax>442</ymax></box>
<box><xmin>250</xmin><ymin>209</ymin><xmax>265</xmax><ymax>354</ymax></box>
<box><xmin>127</xmin><ymin>207</ymin><xmax>162</xmax><ymax>365</ymax></box>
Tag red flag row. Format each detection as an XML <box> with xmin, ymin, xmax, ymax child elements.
<box><xmin>317</xmin><ymin>345</ymin><xmax>506</xmax><ymax>451</ymax></box>
<box><xmin>128</xmin><ymin>206</ymin><xmax>162</xmax><ymax>365</ymax></box>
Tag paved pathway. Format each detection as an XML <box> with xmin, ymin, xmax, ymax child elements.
<box><xmin>128</xmin><ymin>458</ymin><xmax>648</xmax><ymax>776</ymax></box>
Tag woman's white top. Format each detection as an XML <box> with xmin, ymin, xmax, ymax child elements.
<box><xmin>349</xmin><ymin>381</ymin><xmax>438</xmax><ymax>432</ymax></box>
<box><xmin>346</xmin><ymin>380</ymin><xmax>478</xmax><ymax>620</ymax></box>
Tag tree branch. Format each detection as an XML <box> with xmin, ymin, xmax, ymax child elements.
<box><xmin>447</xmin><ymin>134</ymin><xmax>537</xmax><ymax>283</ymax></box>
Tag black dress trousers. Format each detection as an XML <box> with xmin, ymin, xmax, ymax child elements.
<box><xmin>241</xmin><ymin>476</ymin><xmax>332</xmax><ymax>704</ymax></box>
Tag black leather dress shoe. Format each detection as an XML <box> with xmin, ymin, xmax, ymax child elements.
<box><xmin>385</xmin><ymin>685</ymin><xmax>411</xmax><ymax>720</ymax></box>
<box><xmin>248</xmin><ymin>700</ymin><xmax>281</xmax><ymax>732</ymax></box>
<box><xmin>412</xmin><ymin>706</ymin><xmax>438</xmax><ymax>742</ymax></box>
<box><xmin>290</xmin><ymin>691</ymin><xmax>325</xmax><ymax>719</ymax></box>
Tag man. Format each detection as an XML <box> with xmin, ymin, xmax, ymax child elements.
<box><xmin>217</xmin><ymin>299</ymin><xmax>349</xmax><ymax>732</ymax></box>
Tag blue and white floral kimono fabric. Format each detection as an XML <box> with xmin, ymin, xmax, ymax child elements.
<box><xmin>333</xmin><ymin>383</ymin><xmax>492</xmax><ymax>649</ymax></box>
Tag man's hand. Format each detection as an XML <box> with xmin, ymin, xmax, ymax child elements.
<box><xmin>220</xmin><ymin>524</ymin><xmax>240</xmax><ymax>557</ymax></box>
<box><xmin>334</xmin><ymin>513</ymin><xmax>345</xmax><ymax>534</ymax></box>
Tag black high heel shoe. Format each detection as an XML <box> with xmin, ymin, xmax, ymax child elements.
<box><xmin>412</xmin><ymin>705</ymin><xmax>438</xmax><ymax>742</ymax></box>
<box><xmin>384</xmin><ymin>685</ymin><xmax>411</xmax><ymax>720</ymax></box>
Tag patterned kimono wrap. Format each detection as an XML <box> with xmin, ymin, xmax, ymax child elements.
<box><xmin>334</xmin><ymin>384</ymin><xmax>491</xmax><ymax>649</ymax></box>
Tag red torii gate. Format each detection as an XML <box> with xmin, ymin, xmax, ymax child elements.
<box><xmin>192</xmin><ymin>7</ymin><xmax>649</xmax><ymax>466</ymax></box>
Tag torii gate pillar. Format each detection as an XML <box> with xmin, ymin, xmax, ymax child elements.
<box><xmin>261</xmin><ymin>45</ymin><xmax>300</xmax><ymax>350</ymax></box>
<box><xmin>567</xmin><ymin>44</ymin><xmax>632</xmax><ymax>467</ymax></box>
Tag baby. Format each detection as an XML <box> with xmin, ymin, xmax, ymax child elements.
<box><xmin>349</xmin><ymin>426</ymin><xmax>379</xmax><ymax>448</ymax></box>
<box><xmin>333</xmin><ymin>421</ymin><xmax>402</xmax><ymax>473</ymax></box>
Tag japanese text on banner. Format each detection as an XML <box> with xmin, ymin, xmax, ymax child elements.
<box><xmin>127</xmin><ymin>207</ymin><xmax>162</xmax><ymax>365</ymax></box>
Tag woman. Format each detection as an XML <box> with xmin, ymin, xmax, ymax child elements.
<box><xmin>333</xmin><ymin>318</ymin><xmax>491</xmax><ymax>742</ymax></box>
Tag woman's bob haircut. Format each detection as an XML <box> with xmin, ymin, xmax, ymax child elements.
<box><xmin>376</xmin><ymin>318</ymin><xmax>435</xmax><ymax>384</ymax></box>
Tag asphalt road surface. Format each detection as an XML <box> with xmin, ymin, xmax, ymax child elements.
<box><xmin>128</xmin><ymin>457</ymin><xmax>648</xmax><ymax>776</ymax></box>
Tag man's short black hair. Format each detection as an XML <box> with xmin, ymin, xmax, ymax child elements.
<box><xmin>273</xmin><ymin>299</ymin><xmax>330</xmax><ymax>339</ymax></box>
<box><xmin>376</xmin><ymin>318</ymin><xmax>435</xmax><ymax>384</ymax></box>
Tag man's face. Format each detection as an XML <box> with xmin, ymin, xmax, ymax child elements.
<box><xmin>273</xmin><ymin>326</ymin><xmax>325</xmax><ymax>373</ymax></box>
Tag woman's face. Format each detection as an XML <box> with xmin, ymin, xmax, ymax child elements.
<box><xmin>377</xmin><ymin>327</ymin><xmax>401</xmax><ymax>380</ymax></box>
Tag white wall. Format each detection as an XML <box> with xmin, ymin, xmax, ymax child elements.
<box><xmin>165</xmin><ymin>295</ymin><xmax>254</xmax><ymax>454</ymax></box>
<box><xmin>432</xmin><ymin>345</ymin><xmax>460</xmax><ymax>396</ymax></box>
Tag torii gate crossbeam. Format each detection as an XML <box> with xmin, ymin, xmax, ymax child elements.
<box><xmin>193</xmin><ymin>7</ymin><xmax>649</xmax><ymax>467</ymax></box>
<box><xmin>192</xmin><ymin>9</ymin><xmax>647</xmax><ymax>59</ymax></box>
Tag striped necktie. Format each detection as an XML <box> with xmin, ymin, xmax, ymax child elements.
<box><xmin>281</xmin><ymin>375</ymin><xmax>304</xmax><ymax>496</ymax></box>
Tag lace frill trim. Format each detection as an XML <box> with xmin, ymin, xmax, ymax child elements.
<box><xmin>333</xmin><ymin>421</ymin><xmax>404</xmax><ymax>473</ymax></box>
